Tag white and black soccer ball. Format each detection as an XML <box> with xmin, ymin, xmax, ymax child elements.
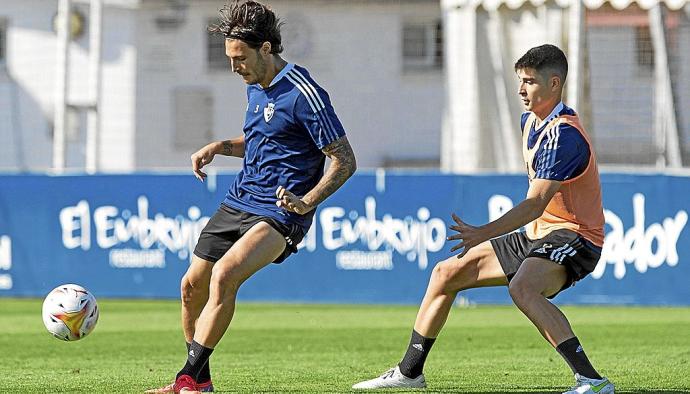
<box><xmin>42</xmin><ymin>284</ymin><xmax>99</xmax><ymax>341</ymax></box>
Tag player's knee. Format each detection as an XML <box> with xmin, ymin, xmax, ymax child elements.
<box><xmin>508</xmin><ymin>278</ymin><xmax>536</xmax><ymax>304</ymax></box>
<box><xmin>209</xmin><ymin>266</ymin><xmax>243</xmax><ymax>299</ymax></box>
<box><xmin>180</xmin><ymin>276</ymin><xmax>193</xmax><ymax>304</ymax></box>
<box><xmin>431</xmin><ymin>261</ymin><xmax>460</xmax><ymax>293</ymax></box>
<box><xmin>432</xmin><ymin>258</ymin><xmax>476</xmax><ymax>292</ymax></box>
<box><xmin>180</xmin><ymin>276</ymin><xmax>202</xmax><ymax>305</ymax></box>
<box><xmin>431</xmin><ymin>262</ymin><xmax>450</xmax><ymax>285</ymax></box>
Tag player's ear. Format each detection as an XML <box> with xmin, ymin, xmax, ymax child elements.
<box><xmin>551</xmin><ymin>75</ymin><xmax>561</xmax><ymax>92</ymax></box>
<box><xmin>260</xmin><ymin>41</ymin><xmax>272</xmax><ymax>56</ymax></box>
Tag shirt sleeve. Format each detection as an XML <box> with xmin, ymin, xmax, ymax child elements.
<box><xmin>520</xmin><ymin>112</ymin><xmax>531</xmax><ymax>132</ymax></box>
<box><xmin>533</xmin><ymin>123</ymin><xmax>590</xmax><ymax>181</ymax></box>
<box><xmin>293</xmin><ymin>86</ymin><xmax>346</xmax><ymax>149</ymax></box>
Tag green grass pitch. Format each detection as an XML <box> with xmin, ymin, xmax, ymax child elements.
<box><xmin>1</xmin><ymin>299</ymin><xmax>689</xmax><ymax>393</ymax></box>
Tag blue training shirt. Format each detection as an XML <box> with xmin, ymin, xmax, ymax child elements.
<box><xmin>521</xmin><ymin>103</ymin><xmax>590</xmax><ymax>181</ymax></box>
<box><xmin>223</xmin><ymin>64</ymin><xmax>346</xmax><ymax>232</ymax></box>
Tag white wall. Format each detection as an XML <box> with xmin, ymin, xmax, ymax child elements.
<box><xmin>98</xmin><ymin>4</ymin><xmax>138</xmax><ymax>171</ymax></box>
<box><xmin>677</xmin><ymin>7</ymin><xmax>690</xmax><ymax>164</ymax></box>
<box><xmin>0</xmin><ymin>0</ymin><xmax>58</xmax><ymax>170</ymax></box>
<box><xmin>0</xmin><ymin>0</ymin><xmax>138</xmax><ymax>172</ymax></box>
<box><xmin>587</xmin><ymin>26</ymin><xmax>656</xmax><ymax>165</ymax></box>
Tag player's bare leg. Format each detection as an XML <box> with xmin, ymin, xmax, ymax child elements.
<box><xmin>147</xmin><ymin>222</ymin><xmax>286</xmax><ymax>394</ymax></box>
<box><xmin>167</xmin><ymin>221</ymin><xmax>287</xmax><ymax>392</ymax></box>
<box><xmin>507</xmin><ymin>257</ymin><xmax>572</xmax><ymax>345</ymax></box>
<box><xmin>146</xmin><ymin>257</ymin><xmax>216</xmax><ymax>394</ymax></box>
<box><xmin>180</xmin><ymin>257</ymin><xmax>214</xmax><ymax>391</ymax></box>
<box><xmin>414</xmin><ymin>241</ymin><xmax>508</xmax><ymax>337</ymax></box>
<box><xmin>353</xmin><ymin>241</ymin><xmax>508</xmax><ymax>389</ymax></box>
<box><xmin>509</xmin><ymin>258</ymin><xmax>613</xmax><ymax>393</ymax></box>
<box><xmin>192</xmin><ymin>222</ymin><xmax>285</xmax><ymax>346</ymax></box>
<box><xmin>180</xmin><ymin>257</ymin><xmax>213</xmax><ymax>343</ymax></box>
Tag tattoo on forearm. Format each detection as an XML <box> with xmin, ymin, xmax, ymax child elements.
<box><xmin>304</xmin><ymin>137</ymin><xmax>357</xmax><ymax>207</ymax></box>
<box><xmin>222</xmin><ymin>141</ymin><xmax>233</xmax><ymax>156</ymax></box>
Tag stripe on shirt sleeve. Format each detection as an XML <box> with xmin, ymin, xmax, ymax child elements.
<box><xmin>287</xmin><ymin>70</ymin><xmax>339</xmax><ymax>142</ymax></box>
<box><xmin>535</xmin><ymin>125</ymin><xmax>561</xmax><ymax>179</ymax></box>
<box><xmin>285</xmin><ymin>73</ymin><xmax>337</xmax><ymax>143</ymax></box>
<box><xmin>292</xmin><ymin>69</ymin><xmax>340</xmax><ymax>139</ymax></box>
<box><xmin>545</xmin><ymin>125</ymin><xmax>561</xmax><ymax>173</ymax></box>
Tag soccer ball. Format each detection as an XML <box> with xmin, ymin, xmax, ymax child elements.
<box><xmin>42</xmin><ymin>284</ymin><xmax>99</xmax><ymax>341</ymax></box>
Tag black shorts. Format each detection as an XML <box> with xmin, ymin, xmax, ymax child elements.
<box><xmin>490</xmin><ymin>229</ymin><xmax>602</xmax><ymax>297</ymax></box>
<box><xmin>193</xmin><ymin>204</ymin><xmax>305</xmax><ymax>264</ymax></box>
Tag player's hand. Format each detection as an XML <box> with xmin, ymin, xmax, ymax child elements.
<box><xmin>447</xmin><ymin>213</ymin><xmax>484</xmax><ymax>258</ymax></box>
<box><xmin>190</xmin><ymin>143</ymin><xmax>219</xmax><ymax>182</ymax></box>
<box><xmin>275</xmin><ymin>186</ymin><xmax>314</xmax><ymax>215</ymax></box>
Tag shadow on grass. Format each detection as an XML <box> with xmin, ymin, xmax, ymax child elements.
<box><xmin>212</xmin><ymin>390</ymin><xmax>690</xmax><ymax>394</ymax></box>
<box><xmin>616</xmin><ymin>391</ymin><xmax>690</xmax><ymax>394</ymax></box>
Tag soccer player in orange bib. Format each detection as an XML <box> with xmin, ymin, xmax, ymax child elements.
<box><xmin>353</xmin><ymin>44</ymin><xmax>614</xmax><ymax>394</ymax></box>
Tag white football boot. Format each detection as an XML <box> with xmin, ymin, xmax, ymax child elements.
<box><xmin>352</xmin><ymin>366</ymin><xmax>426</xmax><ymax>389</ymax></box>
<box><xmin>562</xmin><ymin>373</ymin><xmax>615</xmax><ymax>394</ymax></box>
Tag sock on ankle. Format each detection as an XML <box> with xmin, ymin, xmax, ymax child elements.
<box><xmin>186</xmin><ymin>341</ymin><xmax>211</xmax><ymax>383</ymax></box>
<box><xmin>178</xmin><ymin>340</ymin><xmax>214</xmax><ymax>381</ymax></box>
<box><xmin>398</xmin><ymin>329</ymin><xmax>436</xmax><ymax>379</ymax></box>
<box><xmin>556</xmin><ymin>337</ymin><xmax>602</xmax><ymax>380</ymax></box>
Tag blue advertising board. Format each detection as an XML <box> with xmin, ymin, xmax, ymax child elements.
<box><xmin>0</xmin><ymin>172</ymin><xmax>688</xmax><ymax>305</ymax></box>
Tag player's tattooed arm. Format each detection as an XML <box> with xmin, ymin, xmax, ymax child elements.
<box><xmin>219</xmin><ymin>135</ymin><xmax>246</xmax><ymax>158</ymax></box>
<box><xmin>304</xmin><ymin>136</ymin><xmax>357</xmax><ymax>207</ymax></box>
<box><xmin>276</xmin><ymin>136</ymin><xmax>356</xmax><ymax>214</ymax></box>
<box><xmin>190</xmin><ymin>135</ymin><xmax>245</xmax><ymax>181</ymax></box>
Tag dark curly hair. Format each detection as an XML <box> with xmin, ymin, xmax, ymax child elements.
<box><xmin>514</xmin><ymin>44</ymin><xmax>568</xmax><ymax>83</ymax></box>
<box><xmin>208</xmin><ymin>1</ymin><xmax>284</xmax><ymax>54</ymax></box>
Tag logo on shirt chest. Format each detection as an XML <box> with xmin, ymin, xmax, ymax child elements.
<box><xmin>264</xmin><ymin>103</ymin><xmax>275</xmax><ymax>123</ymax></box>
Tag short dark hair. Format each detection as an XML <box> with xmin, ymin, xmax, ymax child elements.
<box><xmin>208</xmin><ymin>1</ymin><xmax>284</xmax><ymax>54</ymax></box>
<box><xmin>514</xmin><ymin>44</ymin><xmax>568</xmax><ymax>83</ymax></box>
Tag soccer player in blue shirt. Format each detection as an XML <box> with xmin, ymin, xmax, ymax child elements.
<box><xmin>353</xmin><ymin>45</ymin><xmax>613</xmax><ymax>394</ymax></box>
<box><xmin>147</xmin><ymin>1</ymin><xmax>356</xmax><ymax>392</ymax></box>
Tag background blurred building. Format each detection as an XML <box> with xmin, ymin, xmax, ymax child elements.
<box><xmin>442</xmin><ymin>0</ymin><xmax>690</xmax><ymax>172</ymax></box>
<box><xmin>0</xmin><ymin>0</ymin><xmax>689</xmax><ymax>173</ymax></box>
<box><xmin>0</xmin><ymin>0</ymin><xmax>444</xmax><ymax>172</ymax></box>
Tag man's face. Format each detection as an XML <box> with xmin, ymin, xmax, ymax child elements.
<box><xmin>516</xmin><ymin>67</ymin><xmax>559</xmax><ymax>116</ymax></box>
<box><xmin>226</xmin><ymin>39</ymin><xmax>267</xmax><ymax>85</ymax></box>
